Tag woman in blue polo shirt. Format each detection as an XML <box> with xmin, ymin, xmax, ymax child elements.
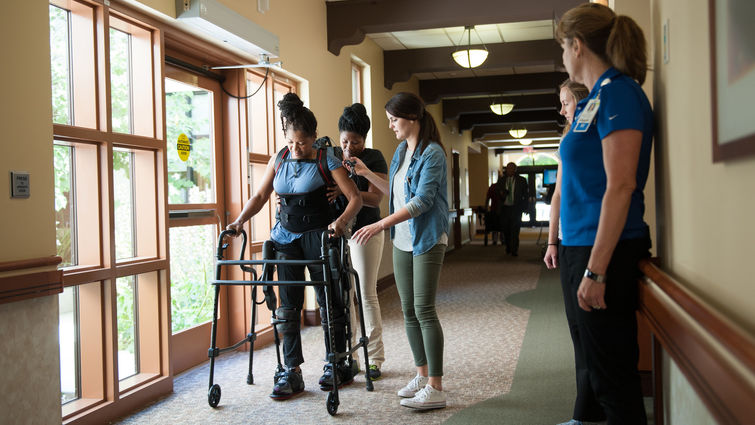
<box><xmin>554</xmin><ymin>4</ymin><xmax>653</xmax><ymax>425</ymax></box>
<box><xmin>350</xmin><ymin>92</ymin><xmax>449</xmax><ymax>410</ymax></box>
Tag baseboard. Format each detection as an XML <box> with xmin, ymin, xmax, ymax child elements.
<box><xmin>376</xmin><ymin>273</ymin><xmax>395</xmax><ymax>293</ymax></box>
<box><xmin>303</xmin><ymin>308</ymin><xmax>320</xmax><ymax>326</ymax></box>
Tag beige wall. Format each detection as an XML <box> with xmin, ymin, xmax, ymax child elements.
<box><xmin>615</xmin><ymin>0</ymin><xmax>657</xmax><ymax>256</ymax></box>
<box><xmin>650</xmin><ymin>0</ymin><xmax>754</xmax><ymax>338</ymax></box>
<box><xmin>0</xmin><ymin>1</ymin><xmax>62</xmax><ymax>424</ymax></box>
<box><xmin>650</xmin><ymin>0</ymin><xmax>755</xmax><ymax>423</ymax></box>
<box><xmin>469</xmin><ymin>146</ymin><xmax>491</xmax><ymax>207</ymax></box>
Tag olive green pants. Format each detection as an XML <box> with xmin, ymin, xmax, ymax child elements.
<box><xmin>392</xmin><ymin>244</ymin><xmax>446</xmax><ymax>377</ymax></box>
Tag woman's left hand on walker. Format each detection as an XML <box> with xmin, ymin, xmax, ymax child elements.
<box><xmin>577</xmin><ymin>277</ymin><xmax>607</xmax><ymax>312</ymax></box>
<box><xmin>352</xmin><ymin>221</ymin><xmax>382</xmax><ymax>245</ymax></box>
<box><xmin>329</xmin><ymin>218</ymin><xmax>347</xmax><ymax>237</ymax></box>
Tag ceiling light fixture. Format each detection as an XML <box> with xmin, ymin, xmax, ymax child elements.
<box><xmin>452</xmin><ymin>25</ymin><xmax>488</xmax><ymax>68</ymax></box>
<box><xmin>490</xmin><ymin>103</ymin><xmax>514</xmax><ymax>115</ymax></box>
<box><xmin>518</xmin><ymin>138</ymin><xmax>533</xmax><ymax>146</ymax></box>
<box><xmin>509</xmin><ymin>127</ymin><xmax>528</xmax><ymax>139</ymax></box>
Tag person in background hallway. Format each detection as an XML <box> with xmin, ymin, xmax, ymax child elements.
<box><xmin>347</xmin><ymin>92</ymin><xmax>449</xmax><ymax>410</ymax></box>
<box><xmin>226</xmin><ymin>93</ymin><xmax>362</xmax><ymax>400</ymax></box>
<box><xmin>484</xmin><ymin>171</ymin><xmax>504</xmax><ymax>245</ymax></box>
<box><xmin>549</xmin><ymin>3</ymin><xmax>654</xmax><ymax>424</ymax></box>
<box><xmin>327</xmin><ymin>103</ymin><xmax>389</xmax><ymax>381</ymax></box>
<box><xmin>545</xmin><ymin>78</ymin><xmax>595</xmax><ymax>424</ymax></box>
<box><xmin>500</xmin><ymin>162</ymin><xmax>528</xmax><ymax>256</ymax></box>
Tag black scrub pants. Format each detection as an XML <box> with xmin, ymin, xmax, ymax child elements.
<box><xmin>273</xmin><ymin>228</ymin><xmax>347</xmax><ymax>368</ymax></box>
<box><xmin>559</xmin><ymin>236</ymin><xmax>650</xmax><ymax>425</ymax></box>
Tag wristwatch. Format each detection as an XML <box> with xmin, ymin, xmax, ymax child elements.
<box><xmin>583</xmin><ymin>268</ymin><xmax>607</xmax><ymax>283</ymax></box>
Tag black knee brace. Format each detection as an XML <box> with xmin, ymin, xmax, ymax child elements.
<box><xmin>275</xmin><ymin>307</ymin><xmax>300</xmax><ymax>337</ymax></box>
<box><xmin>262</xmin><ymin>240</ymin><xmax>277</xmax><ymax>311</ymax></box>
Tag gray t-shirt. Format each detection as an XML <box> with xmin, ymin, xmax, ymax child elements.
<box><xmin>392</xmin><ymin>149</ymin><xmax>413</xmax><ymax>252</ymax></box>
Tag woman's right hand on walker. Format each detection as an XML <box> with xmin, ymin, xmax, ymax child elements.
<box><xmin>543</xmin><ymin>245</ymin><xmax>558</xmax><ymax>269</ymax></box>
<box><xmin>344</xmin><ymin>157</ymin><xmax>369</xmax><ymax>177</ymax></box>
<box><xmin>226</xmin><ymin>221</ymin><xmax>243</xmax><ymax>237</ymax></box>
<box><xmin>352</xmin><ymin>221</ymin><xmax>382</xmax><ymax>245</ymax></box>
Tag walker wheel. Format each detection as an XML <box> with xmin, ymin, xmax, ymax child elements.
<box><xmin>208</xmin><ymin>384</ymin><xmax>221</xmax><ymax>407</ymax></box>
<box><xmin>326</xmin><ymin>391</ymin><xmax>339</xmax><ymax>415</ymax></box>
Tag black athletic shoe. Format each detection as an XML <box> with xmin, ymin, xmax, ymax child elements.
<box><xmin>318</xmin><ymin>362</ymin><xmax>355</xmax><ymax>390</ymax></box>
<box><xmin>367</xmin><ymin>364</ymin><xmax>382</xmax><ymax>381</ymax></box>
<box><xmin>270</xmin><ymin>367</ymin><xmax>305</xmax><ymax>400</ymax></box>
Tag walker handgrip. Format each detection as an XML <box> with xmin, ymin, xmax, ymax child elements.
<box><xmin>216</xmin><ymin>229</ymin><xmax>247</xmax><ymax>260</ymax></box>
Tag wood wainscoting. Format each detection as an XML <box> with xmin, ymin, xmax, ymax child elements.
<box><xmin>638</xmin><ymin>259</ymin><xmax>755</xmax><ymax>425</ymax></box>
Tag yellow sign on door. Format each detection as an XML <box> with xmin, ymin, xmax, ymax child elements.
<box><xmin>177</xmin><ymin>133</ymin><xmax>191</xmax><ymax>161</ymax></box>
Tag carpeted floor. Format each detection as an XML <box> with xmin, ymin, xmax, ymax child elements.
<box><xmin>445</xmin><ymin>260</ymin><xmax>574</xmax><ymax>424</ymax></box>
<box><xmin>114</xmin><ymin>238</ymin><xmax>576</xmax><ymax>424</ymax></box>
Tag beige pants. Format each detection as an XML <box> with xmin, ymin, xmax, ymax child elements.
<box><xmin>348</xmin><ymin>230</ymin><xmax>385</xmax><ymax>368</ymax></box>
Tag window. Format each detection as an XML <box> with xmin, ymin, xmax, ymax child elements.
<box><xmin>109</xmin><ymin>15</ymin><xmax>155</xmax><ymax>137</ymax></box>
<box><xmin>168</xmin><ymin>225</ymin><xmax>216</xmax><ymax>333</ymax></box>
<box><xmin>49</xmin><ymin>1</ymin><xmax>97</xmax><ymax>129</ymax></box>
<box><xmin>54</xmin><ymin>144</ymin><xmax>76</xmax><ymax>266</ymax></box>
<box><xmin>58</xmin><ymin>286</ymin><xmax>79</xmax><ymax>404</ymax></box>
<box><xmin>53</xmin><ymin>140</ymin><xmax>100</xmax><ymax>269</ymax></box>
<box><xmin>49</xmin><ymin>5</ymin><xmax>71</xmax><ymax>125</ymax></box>
<box><xmin>165</xmin><ymin>79</ymin><xmax>215</xmax><ymax>204</ymax></box>
<box><xmin>50</xmin><ymin>1</ymin><xmax>167</xmax><ymax>420</ymax></box>
<box><xmin>113</xmin><ymin>149</ymin><xmax>135</xmax><ymax>260</ymax></box>
<box><xmin>116</xmin><ymin>275</ymin><xmax>138</xmax><ymax>381</ymax></box>
<box><xmin>351</xmin><ymin>61</ymin><xmax>363</xmax><ymax>104</ymax></box>
<box><xmin>165</xmin><ymin>69</ymin><xmax>223</xmax><ymax>335</ymax></box>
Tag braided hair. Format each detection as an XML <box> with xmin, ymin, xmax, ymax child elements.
<box><xmin>277</xmin><ymin>92</ymin><xmax>317</xmax><ymax>138</ymax></box>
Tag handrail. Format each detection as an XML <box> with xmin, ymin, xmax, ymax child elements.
<box><xmin>0</xmin><ymin>255</ymin><xmax>62</xmax><ymax>272</ymax></box>
<box><xmin>638</xmin><ymin>259</ymin><xmax>755</xmax><ymax>425</ymax></box>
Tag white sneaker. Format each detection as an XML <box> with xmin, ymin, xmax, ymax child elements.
<box><xmin>400</xmin><ymin>384</ymin><xmax>446</xmax><ymax>410</ymax></box>
<box><xmin>397</xmin><ymin>374</ymin><xmax>429</xmax><ymax>398</ymax></box>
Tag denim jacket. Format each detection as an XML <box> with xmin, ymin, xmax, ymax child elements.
<box><xmin>389</xmin><ymin>140</ymin><xmax>449</xmax><ymax>255</ymax></box>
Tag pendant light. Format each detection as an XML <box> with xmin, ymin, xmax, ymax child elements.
<box><xmin>508</xmin><ymin>127</ymin><xmax>528</xmax><ymax>139</ymax></box>
<box><xmin>490</xmin><ymin>103</ymin><xmax>514</xmax><ymax>115</ymax></box>
<box><xmin>452</xmin><ymin>26</ymin><xmax>488</xmax><ymax>68</ymax></box>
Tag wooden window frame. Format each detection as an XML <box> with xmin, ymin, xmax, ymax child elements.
<box><xmin>351</xmin><ymin>61</ymin><xmax>363</xmax><ymax>104</ymax></box>
<box><xmin>50</xmin><ymin>1</ymin><xmax>171</xmax><ymax>422</ymax></box>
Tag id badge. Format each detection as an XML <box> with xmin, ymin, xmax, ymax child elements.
<box><xmin>573</xmin><ymin>98</ymin><xmax>600</xmax><ymax>133</ymax></box>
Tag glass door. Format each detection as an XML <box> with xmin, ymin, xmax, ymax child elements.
<box><xmin>517</xmin><ymin>165</ymin><xmax>557</xmax><ymax>227</ymax></box>
<box><xmin>165</xmin><ymin>66</ymin><xmax>227</xmax><ymax>373</ymax></box>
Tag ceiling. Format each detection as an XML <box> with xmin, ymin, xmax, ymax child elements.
<box><xmin>326</xmin><ymin>0</ymin><xmax>581</xmax><ymax>150</ymax></box>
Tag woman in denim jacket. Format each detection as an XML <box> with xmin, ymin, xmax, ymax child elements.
<box><xmin>350</xmin><ymin>92</ymin><xmax>449</xmax><ymax>410</ymax></box>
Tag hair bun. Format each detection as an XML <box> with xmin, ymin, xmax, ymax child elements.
<box><xmin>278</xmin><ymin>92</ymin><xmax>305</xmax><ymax>122</ymax></box>
<box><xmin>347</xmin><ymin>103</ymin><xmax>367</xmax><ymax>116</ymax></box>
<box><xmin>281</xmin><ymin>92</ymin><xmax>303</xmax><ymax>106</ymax></box>
<box><xmin>338</xmin><ymin>103</ymin><xmax>370</xmax><ymax>137</ymax></box>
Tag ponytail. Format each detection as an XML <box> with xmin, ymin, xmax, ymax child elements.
<box><xmin>557</xmin><ymin>3</ymin><xmax>648</xmax><ymax>84</ymax></box>
<box><xmin>417</xmin><ymin>111</ymin><xmax>443</xmax><ymax>155</ymax></box>
<box><xmin>606</xmin><ymin>15</ymin><xmax>647</xmax><ymax>84</ymax></box>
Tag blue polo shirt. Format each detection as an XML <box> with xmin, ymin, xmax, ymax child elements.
<box><xmin>559</xmin><ymin>67</ymin><xmax>653</xmax><ymax>246</ymax></box>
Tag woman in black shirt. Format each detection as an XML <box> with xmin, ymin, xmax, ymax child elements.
<box><xmin>327</xmin><ymin>103</ymin><xmax>388</xmax><ymax>380</ymax></box>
